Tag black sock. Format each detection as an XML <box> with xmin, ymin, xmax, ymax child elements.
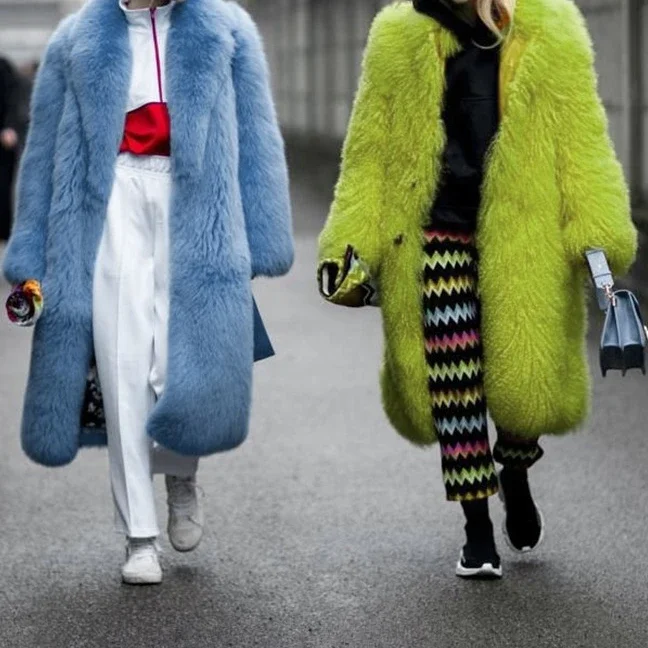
<box><xmin>461</xmin><ymin>498</ymin><xmax>490</xmax><ymax>523</ymax></box>
<box><xmin>500</xmin><ymin>465</ymin><xmax>528</xmax><ymax>480</ymax></box>
<box><xmin>461</xmin><ymin>499</ymin><xmax>494</xmax><ymax>542</ymax></box>
<box><xmin>460</xmin><ymin>499</ymin><xmax>499</xmax><ymax>564</ymax></box>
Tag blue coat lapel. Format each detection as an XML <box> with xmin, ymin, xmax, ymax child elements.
<box><xmin>167</xmin><ymin>0</ymin><xmax>235</xmax><ymax>178</ymax></box>
<box><xmin>70</xmin><ymin>0</ymin><xmax>130</xmax><ymax>203</ymax></box>
<box><xmin>70</xmin><ymin>0</ymin><xmax>236</xmax><ymax>186</ymax></box>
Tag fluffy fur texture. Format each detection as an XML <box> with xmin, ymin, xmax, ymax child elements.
<box><xmin>318</xmin><ymin>0</ymin><xmax>637</xmax><ymax>445</ymax></box>
<box><xmin>3</xmin><ymin>0</ymin><xmax>293</xmax><ymax>467</ymax></box>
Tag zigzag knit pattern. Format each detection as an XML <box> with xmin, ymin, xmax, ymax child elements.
<box><xmin>441</xmin><ymin>438</ymin><xmax>491</xmax><ymax>459</ymax></box>
<box><xmin>493</xmin><ymin>438</ymin><xmax>545</xmax><ymax>469</ymax></box>
<box><xmin>457</xmin><ymin>489</ymin><xmax>500</xmax><ymax>502</ymax></box>
<box><xmin>428</xmin><ymin>359</ymin><xmax>482</xmax><ymax>382</ymax></box>
<box><xmin>424</xmin><ymin>303</ymin><xmax>478</xmax><ymax>327</ymax></box>
<box><xmin>444</xmin><ymin>463</ymin><xmax>497</xmax><ymax>487</ymax></box>
<box><xmin>425</xmin><ymin>330</ymin><xmax>480</xmax><ymax>353</ymax></box>
<box><xmin>422</xmin><ymin>228</ymin><xmax>498</xmax><ymax>501</ymax></box>
<box><xmin>424</xmin><ymin>275</ymin><xmax>475</xmax><ymax>298</ymax></box>
<box><xmin>424</xmin><ymin>250</ymin><xmax>474</xmax><ymax>270</ymax></box>
<box><xmin>423</xmin><ymin>229</ymin><xmax>473</xmax><ymax>245</ymax></box>
<box><xmin>435</xmin><ymin>414</ymin><xmax>488</xmax><ymax>436</ymax></box>
<box><xmin>430</xmin><ymin>385</ymin><xmax>483</xmax><ymax>408</ymax></box>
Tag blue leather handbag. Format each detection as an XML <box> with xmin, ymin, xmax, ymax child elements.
<box><xmin>585</xmin><ymin>249</ymin><xmax>647</xmax><ymax>377</ymax></box>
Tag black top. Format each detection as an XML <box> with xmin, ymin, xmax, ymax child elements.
<box><xmin>414</xmin><ymin>0</ymin><xmax>501</xmax><ymax>232</ymax></box>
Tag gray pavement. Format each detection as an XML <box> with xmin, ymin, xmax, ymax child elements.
<box><xmin>1</xmin><ymin>169</ymin><xmax>648</xmax><ymax>648</ymax></box>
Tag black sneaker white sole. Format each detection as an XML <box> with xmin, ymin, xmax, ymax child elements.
<box><xmin>455</xmin><ymin>551</ymin><xmax>503</xmax><ymax>579</ymax></box>
<box><xmin>498</xmin><ymin>485</ymin><xmax>546</xmax><ymax>554</ymax></box>
<box><xmin>500</xmin><ymin>505</ymin><xmax>545</xmax><ymax>554</ymax></box>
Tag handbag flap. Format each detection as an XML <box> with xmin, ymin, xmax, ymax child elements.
<box><xmin>601</xmin><ymin>290</ymin><xmax>647</xmax><ymax>349</ymax></box>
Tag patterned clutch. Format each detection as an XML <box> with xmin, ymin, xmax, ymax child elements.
<box><xmin>318</xmin><ymin>245</ymin><xmax>379</xmax><ymax>307</ymax></box>
<box><xmin>6</xmin><ymin>280</ymin><xmax>43</xmax><ymax>327</ymax></box>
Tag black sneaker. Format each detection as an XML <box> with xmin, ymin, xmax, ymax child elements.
<box><xmin>498</xmin><ymin>468</ymin><xmax>545</xmax><ymax>553</ymax></box>
<box><xmin>455</xmin><ymin>520</ymin><xmax>502</xmax><ymax>579</ymax></box>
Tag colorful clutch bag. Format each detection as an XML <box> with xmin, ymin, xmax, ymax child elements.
<box><xmin>6</xmin><ymin>280</ymin><xmax>43</xmax><ymax>327</ymax></box>
<box><xmin>318</xmin><ymin>245</ymin><xmax>379</xmax><ymax>307</ymax></box>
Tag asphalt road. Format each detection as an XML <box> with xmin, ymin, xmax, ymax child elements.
<box><xmin>1</xmin><ymin>169</ymin><xmax>647</xmax><ymax>648</ymax></box>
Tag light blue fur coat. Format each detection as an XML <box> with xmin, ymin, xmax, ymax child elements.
<box><xmin>3</xmin><ymin>0</ymin><xmax>294</xmax><ymax>466</ymax></box>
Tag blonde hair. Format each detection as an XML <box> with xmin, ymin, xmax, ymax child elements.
<box><xmin>475</xmin><ymin>0</ymin><xmax>515</xmax><ymax>40</ymax></box>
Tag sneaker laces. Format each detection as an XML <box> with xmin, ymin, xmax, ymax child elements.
<box><xmin>126</xmin><ymin>538</ymin><xmax>160</xmax><ymax>559</ymax></box>
<box><xmin>167</xmin><ymin>477</ymin><xmax>203</xmax><ymax>519</ymax></box>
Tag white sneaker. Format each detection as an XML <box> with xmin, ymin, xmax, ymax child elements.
<box><xmin>166</xmin><ymin>475</ymin><xmax>204</xmax><ymax>552</ymax></box>
<box><xmin>122</xmin><ymin>539</ymin><xmax>162</xmax><ymax>585</ymax></box>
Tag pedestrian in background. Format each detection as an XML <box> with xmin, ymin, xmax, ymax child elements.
<box><xmin>14</xmin><ymin>61</ymin><xmax>38</xmax><ymax>151</ymax></box>
<box><xmin>318</xmin><ymin>0</ymin><xmax>637</xmax><ymax>578</ymax></box>
<box><xmin>0</xmin><ymin>56</ymin><xmax>21</xmax><ymax>241</ymax></box>
<box><xmin>3</xmin><ymin>0</ymin><xmax>293</xmax><ymax>585</ymax></box>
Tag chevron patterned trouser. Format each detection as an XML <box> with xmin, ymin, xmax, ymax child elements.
<box><xmin>422</xmin><ymin>228</ymin><xmax>542</xmax><ymax>501</ymax></box>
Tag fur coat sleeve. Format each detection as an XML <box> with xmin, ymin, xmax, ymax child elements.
<box><xmin>232</xmin><ymin>5</ymin><xmax>294</xmax><ymax>278</ymax></box>
<box><xmin>556</xmin><ymin>1</ymin><xmax>637</xmax><ymax>277</ymax></box>
<box><xmin>317</xmin><ymin>12</ymin><xmax>391</xmax><ymax>281</ymax></box>
<box><xmin>2</xmin><ymin>18</ymin><xmax>73</xmax><ymax>286</ymax></box>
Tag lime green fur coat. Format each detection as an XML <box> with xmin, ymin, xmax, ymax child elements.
<box><xmin>318</xmin><ymin>0</ymin><xmax>637</xmax><ymax>444</ymax></box>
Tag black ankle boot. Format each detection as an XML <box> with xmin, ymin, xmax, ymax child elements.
<box><xmin>498</xmin><ymin>468</ymin><xmax>544</xmax><ymax>553</ymax></box>
<box><xmin>456</xmin><ymin>500</ymin><xmax>502</xmax><ymax>579</ymax></box>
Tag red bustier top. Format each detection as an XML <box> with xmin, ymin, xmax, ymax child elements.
<box><xmin>120</xmin><ymin>102</ymin><xmax>171</xmax><ymax>157</ymax></box>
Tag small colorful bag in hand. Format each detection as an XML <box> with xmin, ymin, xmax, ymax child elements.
<box><xmin>318</xmin><ymin>245</ymin><xmax>379</xmax><ymax>307</ymax></box>
<box><xmin>6</xmin><ymin>279</ymin><xmax>44</xmax><ymax>327</ymax></box>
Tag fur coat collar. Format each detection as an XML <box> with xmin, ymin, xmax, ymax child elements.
<box><xmin>70</xmin><ymin>0</ymin><xmax>235</xmax><ymax>187</ymax></box>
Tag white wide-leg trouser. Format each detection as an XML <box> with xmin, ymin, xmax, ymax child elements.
<box><xmin>93</xmin><ymin>153</ymin><xmax>198</xmax><ymax>538</ymax></box>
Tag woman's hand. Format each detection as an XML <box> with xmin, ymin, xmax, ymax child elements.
<box><xmin>0</xmin><ymin>128</ymin><xmax>18</xmax><ymax>150</ymax></box>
